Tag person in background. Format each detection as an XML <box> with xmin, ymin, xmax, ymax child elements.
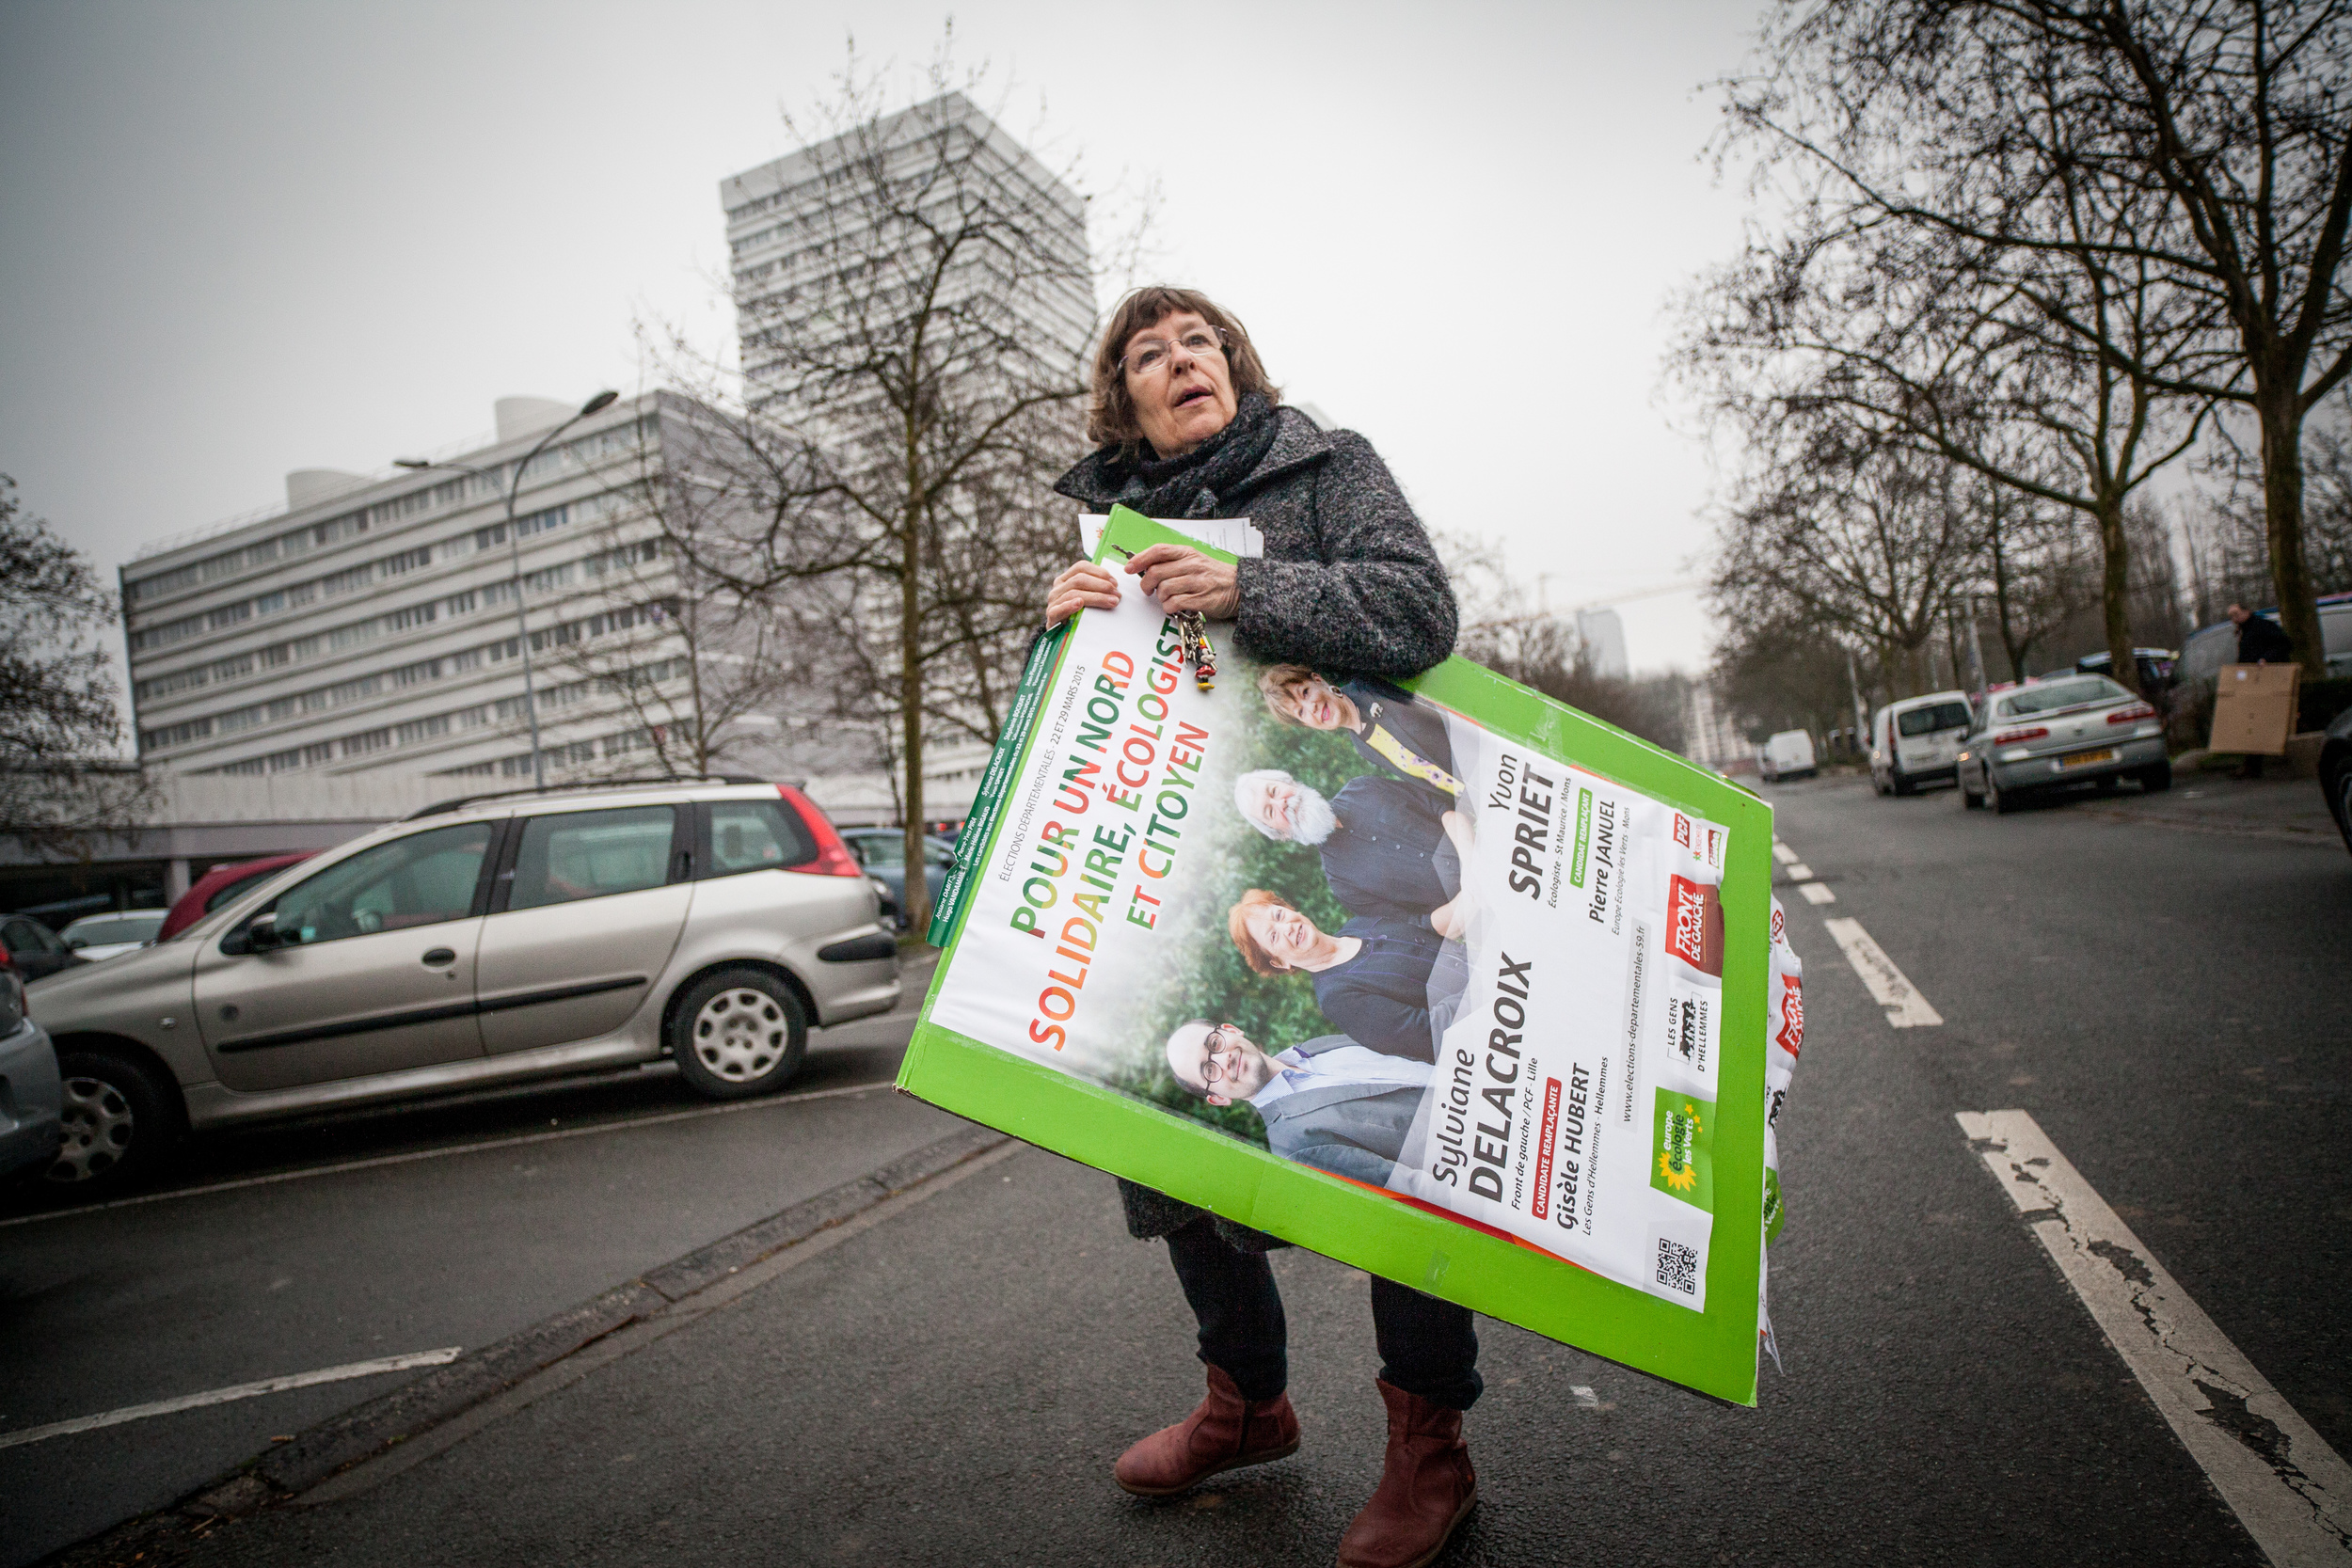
<box><xmin>1046</xmin><ymin>286</ymin><xmax>1473</xmax><ymax>1568</ymax></box>
<box><xmin>2228</xmin><ymin>604</ymin><xmax>2296</xmax><ymax>777</ymax></box>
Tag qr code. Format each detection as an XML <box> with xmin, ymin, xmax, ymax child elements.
<box><xmin>1655</xmin><ymin>1238</ymin><xmax>1698</xmax><ymax>1295</ymax></box>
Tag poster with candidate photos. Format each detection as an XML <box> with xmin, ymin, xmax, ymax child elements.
<box><xmin>898</xmin><ymin>509</ymin><xmax>1792</xmax><ymax>1405</ymax></box>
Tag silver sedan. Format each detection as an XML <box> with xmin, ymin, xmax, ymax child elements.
<box><xmin>1958</xmin><ymin>674</ymin><xmax>2171</xmax><ymax>814</ymax></box>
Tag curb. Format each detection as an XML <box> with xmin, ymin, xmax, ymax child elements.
<box><xmin>43</xmin><ymin>1118</ymin><xmax>1011</xmax><ymax>1565</ymax></box>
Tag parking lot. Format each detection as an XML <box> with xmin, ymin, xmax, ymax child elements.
<box><xmin>0</xmin><ymin>958</ymin><xmax>937</xmax><ymax>1566</ymax></box>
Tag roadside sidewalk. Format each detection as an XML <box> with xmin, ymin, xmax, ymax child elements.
<box><xmin>2084</xmin><ymin>769</ymin><xmax>2343</xmax><ymax>847</ymax></box>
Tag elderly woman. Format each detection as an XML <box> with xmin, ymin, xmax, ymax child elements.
<box><xmin>1046</xmin><ymin>287</ymin><xmax>1473</xmax><ymax>1568</ymax></box>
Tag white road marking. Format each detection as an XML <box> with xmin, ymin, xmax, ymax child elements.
<box><xmin>0</xmin><ymin>1348</ymin><xmax>463</xmax><ymax>1450</ymax></box>
<box><xmin>0</xmin><ymin>1079</ymin><xmax>889</xmax><ymax>1231</ymax></box>
<box><xmin>1958</xmin><ymin>1111</ymin><xmax>2352</xmax><ymax>1564</ymax></box>
<box><xmin>1784</xmin><ymin>863</ymin><xmax>1814</xmax><ymax>880</ymax></box>
<box><xmin>1797</xmin><ymin>881</ymin><xmax>1837</xmax><ymax>906</ymax></box>
<box><xmin>1772</xmin><ymin>843</ymin><xmax>1799</xmax><ymax>864</ymax></box>
<box><xmin>1820</xmin><ymin>917</ymin><xmax>1941</xmax><ymax>1025</ymax></box>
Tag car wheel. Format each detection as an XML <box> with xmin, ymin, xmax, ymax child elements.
<box><xmin>47</xmin><ymin>1050</ymin><xmax>182</xmax><ymax>1195</ymax></box>
<box><xmin>2140</xmin><ymin>760</ymin><xmax>2173</xmax><ymax>794</ymax></box>
<box><xmin>1961</xmin><ymin>769</ymin><xmax>1985</xmax><ymax>809</ymax></box>
<box><xmin>669</xmin><ymin>969</ymin><xmax>808</xmax><ymax>1101</ymax></box>
<box><xmin>1989</xmin><ymin>770</ymin><xmax>2021</xmax><ymax>815</ymax></box>
<box><xmin>1891</xmin><ymin>768</ymin><xmax>1914</xmax><ymax>798</ymax></box>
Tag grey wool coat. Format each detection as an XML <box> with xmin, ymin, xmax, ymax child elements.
<box><xmin>1054</xmin><ymin>407</ymin><xmax>1459</xmax><ymax>681</ymax></box>
<box><xmin>1054</xmin><ymin>405</ymin><xmax>1460</xmax><ymax>1250</ymax></box>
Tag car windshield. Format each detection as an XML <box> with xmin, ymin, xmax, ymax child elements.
<box><xmin>206</xmin><ymin>868</ymin><xmax>281</xmax><ymax>911</ymax></box>
<box><xmin>1995</xmin><ymin>678</ymin><xmax>2127</xmax><ymax>720</ymax></box>
<box><xmin>1898</xmin><ymin>701</ymin><xmax>1972</xmax><ymax>736</ymax></box>
<box><xmin>66</xmin><ymin>912</ymin><xmax>164</xmax><ymax>945</ymax></box>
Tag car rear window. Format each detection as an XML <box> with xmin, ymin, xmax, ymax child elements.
<box><xmin>509</xmin><ymin>806</ymin><xmax>677</xmax><ymax>911</ymax></box>
<box><xmin>1996</xmin><ymin>678</ymin><xmax>2126</xmax><ymax>719</ymax></box>
<box><xmin>1898</xmin><ymin>702</ymin><xmax>1972</xmax><ymax>736</ymax></box>
<box><xmin>707</xmin><ymin>800</ymin><xmax>817</xmax><ymax>877</ymax></box>
<box><xmin>851</xmin><ymin>834</ymin><xmax>902</xmax><ymax>867</ymax></box>
<box><xmin>68</xmin><ymin>914</ymin><xmax>164</xmax><ymax>945</ymax></box>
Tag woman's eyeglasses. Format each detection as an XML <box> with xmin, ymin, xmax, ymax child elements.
<box><xmin>1121</xmin><ymin>326</ymin><xmax>1227</xmax><ymax>377</ymax></box>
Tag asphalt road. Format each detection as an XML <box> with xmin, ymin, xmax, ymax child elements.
<box><xmin>0</xmin><ymin>958</ymin><xmax>944</xmax><ymax>1568</ymax></box>
<box><xmin>19</xmin><ymin>778</ymin><xmax>2352</xmax><ymax>1565</ymax></box>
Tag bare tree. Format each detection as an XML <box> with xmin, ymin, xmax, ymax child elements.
<box><xmin>524</xmin><ymin>431</ymin><xmax>847</xmax><ymax>784</ymax></box>
<box><xmin>2194</xmin><ymin>388</ymin><xmax>2352</xmax><ymax>615</ymax></box>
<box><xmin>1436</xmin><ymin>530</ymin><xmax>1689</xmax><ymax>752</ymax></box>
<box><xmin>1</xmin><ymin>477</ymin><xmax>154</xmax><ymax>853</ymax></box>
<box><xmin>1708</xmin><ymin>422</ymin><xmax>1990</xmax><ymax>698</ymax></box>
<box><xmin>1692</xmin><ymin>6</ymin><xmax>2229</xmax><ymax>692</ymax></box>
<box><xmin>1976</xmin><ymin>478</ymin><xmax>2102</xmax><ymax>679</ymax></box>
<box><xmin>1724</xmin><ymin>0</ymin><xmax>2352</xmax><ymax>677</ymax></box>
<box><xmin>652</xmin><ymin>58</ymin><xmax>1112</xmax><ymax>933</ymax></box>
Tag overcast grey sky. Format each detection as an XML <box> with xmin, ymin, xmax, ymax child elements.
<box><xmin>0</xmin><ymin>0</ymin><xmax>1772</xmax><ymax>677</ymax></box>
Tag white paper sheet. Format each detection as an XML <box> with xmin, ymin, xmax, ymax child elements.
<box><xmin>1078</xmin><ymin>514</ymin><xmax>1264</xmax><ymax>561</ymax></box>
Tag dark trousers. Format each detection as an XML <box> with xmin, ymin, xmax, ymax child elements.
<box><xmin>1164</xmin><ymin>1215</ymin><xmax>1482</xmax><ymax>1411</ymax></box>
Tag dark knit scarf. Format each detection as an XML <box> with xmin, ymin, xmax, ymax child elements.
<box><xmin>1110</xmin><ymin>392</ymin><xmax>1280</xmax><ymax>520</ymax></box>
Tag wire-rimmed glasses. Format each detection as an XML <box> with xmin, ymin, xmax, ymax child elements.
<box><xmin>1121</xmin><ymin>325</ymin><xmax>1228</xmax><ymax>377</ymax></box>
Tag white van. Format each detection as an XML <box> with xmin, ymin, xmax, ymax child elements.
<box><xmin>1758</xmin><ymin>730</ymin><xmax>1818</xmax><ymax>783</ymax></box>
<box><xmin>1871</xmin><ymin>690</ymin><xmax>1975</xmax><ymax>796</ymax></box>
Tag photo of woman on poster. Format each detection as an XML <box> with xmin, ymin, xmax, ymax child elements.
<box><xmin>1258</xmin><ymin>665</ymin><xmax>1459</xmax><ymax>800</ymax></box>
<box><xmin>1226</xmin><ymin>889</ymin><xmax>1472</xmax><ymax>1061</ymax></box>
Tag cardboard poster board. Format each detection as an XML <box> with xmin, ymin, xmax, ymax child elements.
<box><xmin>897</xmin><ymin>509</ymin><xmax>1788</xmax><ymax>1405</ymax></box>
<box><xmin>2210</xmin><ymin>663</ymin><xmax>2302</xmax><ymax>755</ymax></box>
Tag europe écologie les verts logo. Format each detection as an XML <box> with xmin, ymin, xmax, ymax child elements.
<box><xmin>1650</xmin><ymin>1087</ymin><xmax>1715</xmax><ymax>1212</ymax></box>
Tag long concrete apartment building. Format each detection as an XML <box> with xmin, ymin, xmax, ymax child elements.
<box><xmin>121</xmin><ymin>393</ymin><xmax>693</xmax><ymax>784</ymax></box>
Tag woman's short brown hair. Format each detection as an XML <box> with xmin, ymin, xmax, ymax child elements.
<box><xmin>1257</xmin><ymin>664</ymin><xmax>1322</xmax><ymax>727</ymax></box>
<box><xmin>1087</xmin><ymin>287</ymin><xmax>1282</xmax><ymax>450</ymax></box>
<box><xmin>1228</xmin><ymin>887</ymin><xmax>1297</xmax><ymax>977</ymax></box>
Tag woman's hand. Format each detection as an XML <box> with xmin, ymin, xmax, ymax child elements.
<box><xmin>1125</xmin><ymin>544</ymin><xmax>1240</xmax><ymax>620</ymax></box>
<box><xmin>1045</xmin><ymin>561</ymin><xmax>1121</xmax><ymax>627</ymax></box>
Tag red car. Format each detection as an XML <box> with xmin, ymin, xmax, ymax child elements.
<box><xmin>157</xmin><ymin>852</ymin><xmax>315</xmax><ymax>942</ymax></box>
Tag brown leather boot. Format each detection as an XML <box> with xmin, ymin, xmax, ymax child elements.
<box><xmin>1114</xmin><ymin>1365</ymin><xmax>1300</xmax><ymax>1497</ymax></box>
<box><xmin>1336</xmin><ymin>1379</ymin><xmax>1476</xmax><ymax>1568</ymax></box>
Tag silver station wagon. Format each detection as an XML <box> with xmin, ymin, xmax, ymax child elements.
<box><xmin>1959</xmin><ymin>674</ymin><xmax>2170</xmax><ymax>813</ymax></box>
<box><xmin>26</xmin><ymin>778</ymin><xmax>899</xmax><ymax>1193</ymax></box>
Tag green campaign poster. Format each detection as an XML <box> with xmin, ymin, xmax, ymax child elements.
<box><xmin>898</xmin><ymin>508</ymin><xmax>1793</xmax><ymax>1405</ymax></box>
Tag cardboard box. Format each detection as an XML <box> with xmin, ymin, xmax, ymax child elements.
<box><xmin>2209</xmin><ymin>663</ymin><xmax>2302</xmax><ymax>756</ymax></box>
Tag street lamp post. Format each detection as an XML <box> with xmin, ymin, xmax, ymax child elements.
<box><xmin>398</xmin><ymin>390</ymin><xmax>618</xmax><ymax>790</ymax></box>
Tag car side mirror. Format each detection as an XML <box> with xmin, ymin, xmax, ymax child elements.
<box><xmin>66</xmin><ymin>937</ymin><xmax>87</xmax><ymax>951</ymax></box>
<box><xmin>243</xmin><ymin>913</ymin><xmax>289</xmax><ymax>954</ymax></box>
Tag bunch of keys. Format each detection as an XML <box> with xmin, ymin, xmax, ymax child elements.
<box><xmin>1109</xmin><ymin>546</ymin><xmax>1216</xmax><ymax>691</ymax></box>
<box><xmin>1174</xmin><ymin>609</ymin><xmax>1216</xmax><ymax>691</ymax></box>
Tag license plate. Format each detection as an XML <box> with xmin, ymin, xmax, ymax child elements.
<box><xmin>2058</xmin><ymin>748</ymin><xmax>2119</xmax><ymax>770</ymax></box>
